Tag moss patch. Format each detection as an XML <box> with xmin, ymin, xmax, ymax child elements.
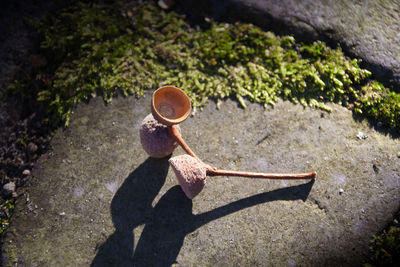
<box><xmin>0</xmin><ymin>200</ymin><xmax>15</xmax><ymax>235</ymax></box>
<box><xmin>365</xmin><ymin>211</ymin><xmax>400</xmax><ymax>267</ymax></box>
<box><xmin>5</xmin><ymin>0</ymin><xmax>395</xmax><ymax>130</ymax></box>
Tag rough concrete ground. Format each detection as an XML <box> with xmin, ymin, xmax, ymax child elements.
<box><xmin>2</xmin><ymin>92</ymin><xmax>399</xmax><ymax>266</ymax></box>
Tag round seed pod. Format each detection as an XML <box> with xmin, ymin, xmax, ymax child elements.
<box><xmin>140</xmin><ymin>113</ymin><xmax>180</xmax><ymax>158</ymax></box>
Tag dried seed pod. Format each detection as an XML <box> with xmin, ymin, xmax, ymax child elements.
<box><xmin>169</xmin><ymin>154</ymin><xmax>207</xmax><ymax>199</ymax></box>
<box><xmin>151</xmin><ymin>86</ymin><xmax>191</xmax><ymax>126</ymax></box>
<box><xmin>139</xmin><ymin>114</ymin><xmax>180</xmax><ymax>158</ymax></box>
<box><xmin>169</xmin><ymin>154</ymin><xmax>316</xmax><ymax>199</ymax></box>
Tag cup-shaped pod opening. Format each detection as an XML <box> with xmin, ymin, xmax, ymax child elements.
<box><xmin>151</xmin><ymin>86</ymin><xmax>191</xmax><ymax>126</ymax></box>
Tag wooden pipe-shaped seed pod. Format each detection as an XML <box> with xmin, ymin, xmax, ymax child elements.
<box><xmin>140</xmin><ymin>86</ymin><xmax>191</xmax><ymax>158</ymax></box>
<box><xmin>170</xmin><ymin>154</ymin><xmax>316</xmax><ymax>199</ymax></box>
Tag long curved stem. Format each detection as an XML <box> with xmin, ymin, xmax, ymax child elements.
<box><xmin>168</xmin><ymin>125</ymin><xmax>200</xmax><ymax>160</ymax></box>
<box><xmin>207</xmin><ymin>168</ymin><xmax>316</xmax><ymax>180</ymax></box>
<box><xmin>168</xmin><ymin>125</ymin><xmax>316</xmax><ymax>180</ymax></box>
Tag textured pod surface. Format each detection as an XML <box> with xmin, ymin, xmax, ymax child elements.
<box><xmin>139</xmin><ymin>114</ymin><xmax>180</xmax><ymax>158</ymax></box>
<box><xmin>169</xmin><ymin>154</ymin><xmax>207</xmax><ymax>199</ymax></box>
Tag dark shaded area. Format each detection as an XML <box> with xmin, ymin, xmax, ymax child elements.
<box><xmin>0</xmin><ymin>0</ymin><xmax>68</xmax><ymax>95</ymax></box>
<box><xmin>0</xmin><ymin>0</ymin><xmax>72</xmax><ymax>180</ymax></box>
<box><xmin>0</xmin><ymin>2</ymin><xmax>69</xmax><ymax>266</ymax></box>
<box><xmin>367</xmin><ymin>210</ymin><xmax>400</xmax><ymax>267</ymax></box>
<box><xmin>133</xmin><ymin>181</ymin><xmax>313</xmax><ymax>266</ymax></box>
<box><xmin>352</xmin><ymin>112</ymin><xmax>400</xmax><ymax>139</ymax></box>
<box><xmin>91</xmin><ymin>157</ymin><xmax>170</xmax><ymax>266</ymax></box>
<box><xmin>92</xmin><ymin>155</ymin><xmax>314</xmax><ymax>266</ymax></box>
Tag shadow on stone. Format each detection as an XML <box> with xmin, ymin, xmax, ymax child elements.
<box><xmin>132</xmin><ymin>180</ymin><xmax>314</xmax><ymax>266</ymax></box>
<box><xmin>351</xmin><ymin>112</ymin><xmax>400</xmax><ymax>139</ymax></box>
<box><xmin>91</xmin><ymin>156</ymin><xmax>170</xmax><ymax>267</ymax></box>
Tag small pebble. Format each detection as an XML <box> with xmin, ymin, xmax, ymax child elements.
<box><xmin>397</xmin><ymin>152</ymin><xmax>400</xmax><ymax>158</ymax></box>
<box><xmin>27</xmin><ymin>142</ymin><xmax>38</xmax><ymax>153</ymax></box>
<box><xmin>339</xmin><ymin>188</ymin><xmax>344</xmax><ymax>195</ymax></box>
<box><xmin>356</xmin><ymin>131</ymin><xmax>368</xmax><ymax>140</ymax></box>
<box><xmin>158</xmin><ymin>0</ymin><xmax>175</xmax><ymax>10</ymax></box>
<box><xmin>59</xmin><ymin>212</ymin><xmax>66</xmax><ymax>216</ymax></box>
<box><xmin>2</xmin><ymin>182</ymin><xmax>16</xmax><ymax>197</ymax></box>
<box><xmin>22</xmin><ymin>169</ymin><xmax>31</xmax><ymax>176</ymax></box>
<box><xmin>191</xmin><ymin>107</ymin><xmax>197</xmax><ymax>117</ymax></box>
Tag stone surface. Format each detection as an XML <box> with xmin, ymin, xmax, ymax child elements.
<box><xmin>179</xmin><ymin>0</ymin><xmax>400</xmax><ymax>87</ymax></box>
<box><xmin>2</xmin><ymin>92</ymin><xmax>400</xmax><ymax>266</ymax></box>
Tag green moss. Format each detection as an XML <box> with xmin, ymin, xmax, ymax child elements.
<box><xmin>365</xmin><ymin>212</ymin><xmax>400</xmax><ymax>267</ymax></box>
<box><xmin>9</xmin><ymin>0</ymin><xmax>399</xmax><ymax>131</ymax></box>
<box><xmin>0</xmin><ymin>200</ymin><xmax>15</xmax><ymax>235</ymax></box>
<box><xmin>357</xmin><ymin>81</ymin><xmax>400</xmax><ymax>129</ymax></box>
